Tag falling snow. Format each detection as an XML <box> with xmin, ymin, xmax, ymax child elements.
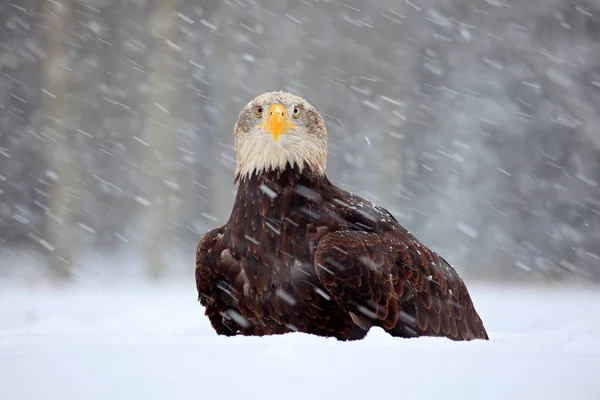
<box><xmin>259</xmin><ymin>184</ymin><xmax>278</xmax><ymax>199</ymax></box>
<box><xmin>0</xmin><ymin>0</ymin><xmax>599</xmax><ymax>396</ymax></box>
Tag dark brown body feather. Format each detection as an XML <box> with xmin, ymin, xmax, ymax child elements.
<box><xmin>196</xmin><ymin>165</ymin><xmax>488</xmax><ymax>341</ymax></box>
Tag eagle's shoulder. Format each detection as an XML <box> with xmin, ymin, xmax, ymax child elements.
<box><xmin>320</xmin><ymin>177</ymin><xmax>399</xmax><ymax>233</ymax></box>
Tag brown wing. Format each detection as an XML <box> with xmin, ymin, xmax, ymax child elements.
<box><xmin>195</xmin><ymin>227</ymin><xmax>252</xmax><ymax>336</ymax></box>
<box><xmin>314</xmin><ymin>229</ymin><xmax>489</xmax><ymax>341</ymax></box>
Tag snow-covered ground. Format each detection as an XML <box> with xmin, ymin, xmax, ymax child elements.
<box><xmin>1</xmin><ymin>281</ymin><xmax>599</xmax><ymax>400</ymax></box>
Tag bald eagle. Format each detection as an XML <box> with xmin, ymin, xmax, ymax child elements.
<box><xmin>196</xmin><ymin>91</ymin><xmax>488</xmax><ymax>341</ymax></box>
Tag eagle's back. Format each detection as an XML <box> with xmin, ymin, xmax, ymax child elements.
<box><xmin>196</xmin><ymin>165</ymin><xmax>488</xmax><ymax>340</ymax></box>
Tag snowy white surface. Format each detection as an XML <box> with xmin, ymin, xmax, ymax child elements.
<box><xmin>1</xmin><ymin>282</ymin><xmax>599</xmax><ymax>400</ymax></box>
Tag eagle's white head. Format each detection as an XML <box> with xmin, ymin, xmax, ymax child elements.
<box><xmin>233</xmin><ymin>91</ymin><xmax>328</xmax><ymax>182</ymax></box>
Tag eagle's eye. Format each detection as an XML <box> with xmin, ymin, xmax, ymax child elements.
<box><xmin>254</xmin><ymin>105</ymin><xmax>263</xmax><ymax>117</ymax></box>
<box><xmin>292</xmin><ymin>106</ymin><xmax>301</xmax><ymax>118</ymax></box>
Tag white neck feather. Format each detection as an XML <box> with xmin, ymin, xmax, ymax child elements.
<box><xmin>233</xmin><ymin>133</ymin><xmax>327</xmax><ymax>182</ymax></box>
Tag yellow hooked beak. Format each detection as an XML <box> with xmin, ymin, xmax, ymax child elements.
<box><xmin>257</xmin><ymin>104</ymin><xmax>297</xmax><ymax>142</ymax></box>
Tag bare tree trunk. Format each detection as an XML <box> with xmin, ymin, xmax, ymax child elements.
<box><xmin>140</xmin><ymin>0</ymin><xmax>179</xmax><ymax>280</ymax></box>
<box><xmin>40</xmin><ymin>0</ymin><xmax>74</xmax><ymax>280</ymax></box>
<box><xmin>207</xmin><ymin>5</ymin><xmax>251</xmax><ymax>224</ymax></box>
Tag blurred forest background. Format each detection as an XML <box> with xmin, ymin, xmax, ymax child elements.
<box><xmin>1</xmin><ymin>0</ymin><xmax>599</xmax><ymax>285</ymax></box>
